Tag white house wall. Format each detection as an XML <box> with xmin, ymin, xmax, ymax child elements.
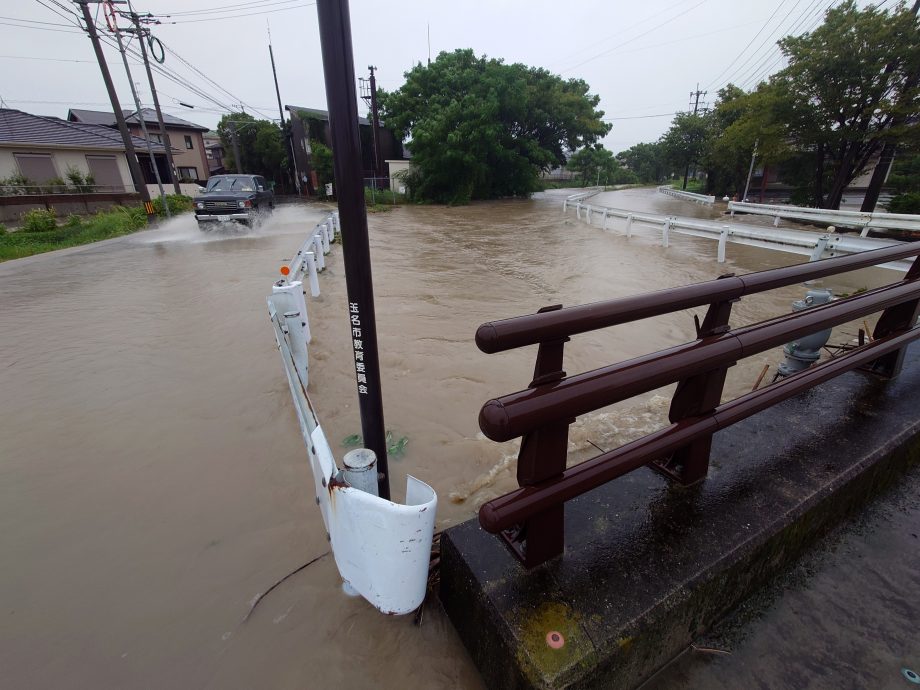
<box><xmin>0</xmin><ymin>146</ymin><xmax>133</xmax><ymax>190</ymax></box>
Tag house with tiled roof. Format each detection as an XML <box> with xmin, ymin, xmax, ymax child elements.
<box><xmin>0</xmin><ymin>108</ymin><xmax>169</xmax><ymax>193</ymax></box>
<box><xmin>68</xmin><ymin>107</ymin><xmax>210</xmax><ymax>183</ymax></box>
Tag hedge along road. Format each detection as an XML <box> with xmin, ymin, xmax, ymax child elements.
<box><xmin>0</xmin><ymin>189</ymin><xmax>898</xmax><ymax>688</ymax></box>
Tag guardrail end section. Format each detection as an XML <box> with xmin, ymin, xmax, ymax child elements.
<box><xmin>308</xmin><ymin>425</ymin><xmax>438</xmax><ymax>615</ymax></box>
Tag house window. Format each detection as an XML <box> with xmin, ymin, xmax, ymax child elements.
<box><xmin>177</xmin><ymin>166</ymin><xmax>198</xmax><ymax>181</ymax></box>
<box><xmin>184</xmin><ymin>135</ymin><xmax>193</xmax><ymax>150</ymax></box>
<box><xmin>148</xmin><ymin>133</ymin><xmax>163</xmax><ymax>143</ymax></box>
<box><xmin>13</xmin><ymin>153</ymin><xmax>57</xmax><ymax>184</ymax></box>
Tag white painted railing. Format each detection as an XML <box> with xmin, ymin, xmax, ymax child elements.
<box><xmin>267</xmin><ymin>213</ymin><xmax>437</xmax><ymax>616</ymax></box>
<box><xmin>657</xmin><ymin>185</ymin><xmax>716</xmax><ymax>205</ymax></box>
<box><xmin>562</xmin><ymin>187</ymin><xmax>603</xmax><ymax>214</ymax></box>
<box><xmin>567</xmin><ymin>199</ymin><xmax>913</xmax><ymax>272</ymax></box>
<box><xmin>278</xmin><ymin>211</ymin><xmax>339</xmax><ymax>297</ymax></box>
<box><xmin>728</xmin><ymin>201</ymin><xmax>920</xmax><ymax>236</ymax></box>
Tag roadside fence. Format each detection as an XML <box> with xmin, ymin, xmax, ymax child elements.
<box><xmin>474</xmin><ymin>243</ymin><xmax>920</xmax><ymax>567</ymax></box>
<box><xmin>728</xmin><ymin>200</ymin><xmax>920</xmax><ymax>236</ymax></box>
<box><xmin>566</xmin><ymin>198</ymin><xmax>913</xmax><ymax>272</ymax></box>
<box><xmin>657</xmin><ymin>185</ymin><xmax>716</xmax><ymax>205</ymax></box>
<box><xmin>266</xmin><ymin>210</ymin><xmax>438</xmax><ymax>615</ymax></box>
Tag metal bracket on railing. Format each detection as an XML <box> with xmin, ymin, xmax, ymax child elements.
<box><xmin>870</xmin><ymin>256</ymin><xmax>920</xmax><ymax>378</ymax></box>
<box><xmin>652</xmin><ymin>274</ymin><xmax>737</xmax><ymax>486</ymax></box>
<box><xmin>501</xmin><ymin>304</ymin><xmax>572</xmax><ymax>568</ymax></box>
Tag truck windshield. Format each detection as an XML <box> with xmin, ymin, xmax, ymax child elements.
<box><xmin>206</xmin><ymin>177</ymin><xmax>254</xmax><ymax>192</ymax></box>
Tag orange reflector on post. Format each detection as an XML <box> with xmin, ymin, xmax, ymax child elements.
<box><xmin>280</xmin><ymin>266</ymin><xmax>291</xmax><ymax>276</ymax></box>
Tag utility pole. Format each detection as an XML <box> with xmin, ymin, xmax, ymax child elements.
<box><xmin>683</xmin><ymin>83</ymin><xmax>706</xmax><ymax>190</ymax></box>
<box><xmin>229</xmin><ymin>120</ymin><xmax>243</xmax><ymax>173</ymax></box>
<box><xmin>742</xmin><ymin>139</ymin><xmax>758</xmax><ymax>202</ymax></box>
<box><xmin>76</xmin><ymin>0</ymin><xmax>154</xmax><ymax>222</ymax></box>
<box><xmin>128</xmin><ymin>5</ymin><xmax>180</xmax><ymax>195</ymax></box>
<box><xmin>110</xmin><ymin>6</ymin><xmax>169</xmax><ymax>217</ymax></box>
<box><xmin>368</xmin><ymin>66</ymin><xmax>382</xmax><ymax>180</ymax></box>
<box><xmin>317</xmin><ymin>0</ymin><xmax>390</xmax><ymax>499</ymax></box>
<box><xmin>268</xmin><ymin>27</ymin><xmax>300</xmax><ymax>195</ymax></box>
<box><xmin>359</xmin><ymin>66</ymin><xmax>383</xmax><ymax>183</ymax></box>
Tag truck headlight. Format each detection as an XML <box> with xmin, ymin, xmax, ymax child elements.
<box><xmin>195</xmin><ymin>202</ymin><xmax>204</xmax><ymax>210</ymax></box>
<box><xmin>238</xmin><ymin>200</ymin><xmax>252</xmax><ymax>209</ymax></box>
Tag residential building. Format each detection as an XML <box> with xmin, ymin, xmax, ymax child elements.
<box><xmin>0</xmin><ymin>107</ymin><xmax>166</xmax><ymax>192</ymax></box>
<box><xmin>68</xmin><ymin>108</ymin><xmax>209</xmax><ymax>183</ymax></box>
<box><xmin>284</xmin><ymin>104</ymin><xmax>407</xmax><ymax>194</ymax></box>
<box><xmin>203</xmin><ymin>131</ymin><xmax>225</xmax><ymax>176</ymax></box>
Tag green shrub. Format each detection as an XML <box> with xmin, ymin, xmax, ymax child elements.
<box><xmin>887</xmin><ymin>192</ymin><xmax>920</xmax><ymax>214</ymax></box>
<box><xmin>20</xmin><ymin>208</ymin><xmax>57</xmax><ymax>232</ymax></box>
<box><xmin>151</xmin><ymin>194</ymin><xmax>193</xmax><ymax>216</ymax></box>
<box><xmin>65</xmin><ymin>167</ymin><xmax>95</xmax><ymax>193</ymax></box>
<box><xmin>0</xmin><ymin>224</ymin><xmax>7</xmax><ymax>235</ymax></box>
<box><xmin>65</xmin><ymin>214</ymin><xmax>82</xmax><ymax>227</ymax></box>
<box><xmin>43</xmin><ymin>177</ymin><xmax>68</xmax><ymax>193</ymax></box>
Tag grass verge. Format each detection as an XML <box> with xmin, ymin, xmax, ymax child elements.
<box><xmin>0</xmin><ymin>195</ymin><xmax>192</xmax><ymax>262</ymax></box>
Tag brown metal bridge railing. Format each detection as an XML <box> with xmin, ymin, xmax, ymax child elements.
<box><xmin>475</xmin><ymin>243</ymin><xmax>920</xmax><ymax>568</ymax></box>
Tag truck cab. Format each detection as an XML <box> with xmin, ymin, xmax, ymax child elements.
<box><xmin>193</xmin><ymin>174</ymin><xmax>274</xmax><ymax>229</ymax></box>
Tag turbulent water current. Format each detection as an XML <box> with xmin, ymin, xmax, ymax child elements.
<box><xmin>0</xmin><ymin>188</ymin><xmax>900</xmax><ymax>688</ymax></box>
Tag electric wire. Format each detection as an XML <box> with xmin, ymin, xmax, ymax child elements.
<box><xmin>547</xmin><ymin>0</ymin><xmax>691</xmax><ymax>69</ymax></box>
<box><xmin>560</xmin><ymin>0</ymin><xmax>709</xmax><ymax>75</ymax></box>
<box><xmin>161</xmin><ymin>3</ymin><xmax>315</xmax><ymax>24</ymax></box>
<box><xmin>703</xmin><ymin>0</ymin><xmax>791</xmax><ymax>91</ymax></box>
<box><xmin>707</xmin><ymin>0</ymin><xmax>806</xmax><ymax>92</ymax></box>
<box><xmin>160</xmin><ymin>0</ymin><xmax>307</xmax><ymax>17</ymax></box>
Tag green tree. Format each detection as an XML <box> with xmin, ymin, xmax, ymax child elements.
<box><xmin>659</xmin><ymin>112</ymin><xmax>710</xmax><ymax>190</ymax></box>
<box><xmin>380</xmin><ymin>49</ymin><xmax>610</xmax><ymax>203</ymax></box>
<box><xmin>216</xmin><ymin>112</ymin><xmax>287</xmax><ymax>186</ymax></box>
<box><xmin>616</xmin><ymin>142</ymin><xmax>666</xmax><ymax>184</ymax></box>
<box><xmin>567</xmin><ymin>144</ymin><xmax>620</xmax><ymax>186</ymax></box>
<box><xmin>311</xmin><ymin>141</ymin><xmax>335</xmax><ymax>192</ymax></box>
<box><xmin>769</xmin><ymin>1</ymin><xmax>920</xmax><ymax>208</ymax></box>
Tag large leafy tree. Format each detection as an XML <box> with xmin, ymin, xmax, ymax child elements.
<box><xmin>616</xmin><ymin>142</ymin><xmax>667</xmax><ymax>184</ymax></box>
<box><xmin>216</xmin><ymin>112</ymin><xmax>287</xmax><ymax>186</ymax></box>
<box><xmin>769</xmin><ymin>0</ymin><xmax>920</xmax><ymax>208</ymax></box>
<box><xmin>567</xmin><ymin>144</ymin><xmax>619</xmax><ymax>186</ymax></box>
<box><xmin>659</xmin><ymin>112</ymin><xmax>711</xmax><ymax>190</ymax></box>
<box><xmin>380</xmin><ymin>49</ymin><xmax>610</xmax><ymax>203</ymax></box>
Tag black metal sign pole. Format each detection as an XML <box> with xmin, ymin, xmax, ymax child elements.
<box><xmin>315</xmin><ymin>0</ymin><xmax>390</xmax><ymax>500</ymax></box>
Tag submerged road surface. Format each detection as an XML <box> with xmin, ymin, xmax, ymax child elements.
<box><xmin>0</xmin><ymin>190</ymin><xmax>907</xmax><ymax>688</ymax></box>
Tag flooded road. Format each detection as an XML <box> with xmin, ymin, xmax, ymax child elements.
<box><xmin>0</xmin><ymin>188</ymin><xmax>900</xmax><ymax>688</ymax></box>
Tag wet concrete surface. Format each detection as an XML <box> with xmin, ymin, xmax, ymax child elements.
<box><xmin>644</xmin><ymin>464</ymin><xmax>920</xmax><ymax>690</ymax></box>
<box><xmin>440</xmin><ymin>343</ymin><xmax>920</xmax><ymax>689</ymax></box>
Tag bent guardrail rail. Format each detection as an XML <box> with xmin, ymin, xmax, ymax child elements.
<box><xmin>728</xmin><ymin>200</ymin><xmax>920</xmax><ymax>236</ymax></box>
<box><xmin>566</xmin><ymin>198</ymin><xmax>914</xmax><ymax>272</ymax></box>
<box><xmin>474</xmin><ymin>243</ymin><xmax>920</xmax><ymax>568</ymax></box>
<box><xmin>657</xmin><ymin>185</ymin><xmax>716</xmax><ymax>205</ymax></box>
<box><xmin>267</xmin><ymin>212</ymin><xmax>437</xmax><ymax>614</ymax></box>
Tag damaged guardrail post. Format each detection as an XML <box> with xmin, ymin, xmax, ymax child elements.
<box><xmin>626</xmin><ymin>213</ymin><xmax>633</xmax><ymax>237</ymax></box>
<box><xmin>662</xmin><ymin>218</ymin><xmax>671</xmax><ymax>247</ymax></box>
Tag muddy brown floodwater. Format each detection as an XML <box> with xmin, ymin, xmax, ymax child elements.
<box><xmin>0</xmin><ymin>188</ymin><xmax>898</xmax><ymax>688</ymax></box>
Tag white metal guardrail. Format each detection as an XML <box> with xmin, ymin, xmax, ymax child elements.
<box><xmin>657</xmin><ymin>185</ymin><xmax>716</xmax><ymax>205</ymax></box>
<box><xmin>728</xmin><ymin>201</ymin><xmax>920</xmax><ymax>236</ymax></box>
<box><xmin>567</xmin><ymin>199</ymin><xmax>913</xmax><ymax>272</ymax></box>
<box><xmin>267</xmin><ymin>211</ymin><xmax>437</xmax><ymax>616</ymax></box>
<box><xmin>561</xmin><ymin>187</ymin><xmax>603</xmax><ymax>213</ymax></box>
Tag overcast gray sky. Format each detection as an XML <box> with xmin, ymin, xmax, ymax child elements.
<box><xmin>2</xmin><ymin>0</ymin><xmax>886</xmax><ymax>153</ymax></box>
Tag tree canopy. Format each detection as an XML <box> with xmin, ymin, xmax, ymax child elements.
<box><xmin>380</xmin><ymin>49</ymin><xmax>610</xmax><ymax>203</ymax></box>
<box><xmin>623</xmin><ymin>0</ymin><xmax>920</xmax><ymax>209</ymax></box>
<box><xmin>216</xmin><ymin>112</ymin><xmax>287</xmax><ymax>186</ymax></box>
